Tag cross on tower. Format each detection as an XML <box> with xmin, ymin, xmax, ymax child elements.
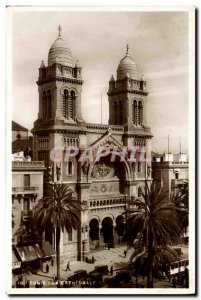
<box><xmin>126</xmin><ymin>44</ymin><xmax>130</xmax><ymax>55</ymax></box>
<box><xmin>58</xmin><ymin>25</ymin><xmax>62</xmax><ymax>37</ymax></box>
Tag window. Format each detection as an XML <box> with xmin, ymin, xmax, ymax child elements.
<box><xmin>175</xmin><ymin>172</ymin><xmax>179</xmax><ymax>179</ymax></box>
<box><xmin>137</xmin><ymin>161</ymin><xmax>141</xmax><ymax>173</ymax></box>
<box><xmin>67</xmin><ymin>160</ymin><xmax>73</xmax><ymax>175</ymax></box>
<box><xmin>132</xmin><ymin>100</ymin><xmax>137</xmax><ymax>125</ymax></box>
<box><xmin>63</xmin><ymin>90</ymin><xmax>76</xmax><ymax>120</ymax></box>
<box><xmin>138</xmin><ymin>187</ymin><xmax>142</xmax><ymax>197</ymax></box>
<box><xmin>24</xmin><ymin>175</ymin><xmax>30</xmax><ymax>187</ymax></box>
<box><xmin>138</xmin><ymin>101</ymin><xmax>143</xmax><ymax>125</ymax></box>
<box><xmin>68</xmin><ymin>228</ymin><xmax>73</xmax><ymax>241</ymax></box>
<box><xmin>62</xmin><ymin>89</ymin><xmax>68</xmax><ymax>118</ymax></box>
<box><xmin>23</xmin><ymin>198</ymin><xmax>30</xmax><ymax>211</ymax></box>
<box><xmin>70</xmin><ymin>91</ymin><xmax>76</xmax><ymax>120</ymax></box>
<box><xmin>43</xmin><ymin>90</ymin><xmax>51</xmax><ymax>120</ymax></box>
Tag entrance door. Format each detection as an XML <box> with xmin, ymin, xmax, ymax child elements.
<box><xmin>101</xmin><ymin>217</ymin><xmax>114</xmax><ymax>248</ymax></box>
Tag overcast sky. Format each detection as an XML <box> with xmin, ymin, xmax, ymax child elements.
<box><xmin>11</xmin><ymin>10</ymin><xmax>189</xmax><ymax>153</ymax></box>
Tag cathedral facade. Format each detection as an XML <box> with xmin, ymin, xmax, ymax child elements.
<box><xmin>32</xmin><ymin>27</ymin><xmax>153</xmax><ymax>261</ymax></box>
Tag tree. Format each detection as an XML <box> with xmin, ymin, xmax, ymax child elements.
<box><xmin>32</xmin><ymin>184</ymin><xmax>80</xmax><ymax>280</ymax></box>
<box><xmin>124</xmin><ymin>181</ymin><xmax>183</xmax><ymax>288</ymax></box>
<box><xmin>172</xmin><ymin>180</ymin><xmax>189</xmax><ymax>237</ymax></box>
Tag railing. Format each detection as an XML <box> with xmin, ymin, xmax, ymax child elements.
<box><xmin>89</xmin><ymin>197</ymin><xmax>126</xmax><ymax>209</ymax></box>
<box><xmin>12</xmin><ymin>186</ymin><xmax>39</xmax><ymax>193</ymax></box>
<box><xmin>12</xmin><ymin>161</ymin><xmax>45</xmax><ymax>167</ymax></box>
<box><xmin>171</xmin><ymin>179</ymin><xmax>188</xmax><ymax>186</ymax></box>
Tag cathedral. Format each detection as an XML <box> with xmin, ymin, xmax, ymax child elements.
<box><xmin>32</xmin><ymin>26</ymin><xmax>153</xmax><ymax>261</ymax></box>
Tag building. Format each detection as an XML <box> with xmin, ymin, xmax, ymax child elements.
<box><xmin>12</xmin><ymin>121</ymin><xmax>28</xmax><ymax>142</ymax></box>
<box><xmin>12</xmin><ymin>155</ymin><xmax>47</xmax><ymax>272</ymax></box>
<box><xmin>12</xmin><ymin>121</ymin><xmax>33</xmax><ymax>159</ymax></box>
<box><xmin>32</xmin><ymin>27</ymin><xmax>153</xmax><ymax>261</ymax></box>
<box><xmin>152</xmin><ymin>152</ymin><xmax>189</xmax><ymax>201</ymax></box>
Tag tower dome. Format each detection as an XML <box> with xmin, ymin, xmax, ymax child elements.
<box><xmin>48</xmin><ymin>25</ymin><xmax>73</xmax><ymax>67</ymax></box>
<box><xmin>117</xmin><ymin>45</ymin><xmax>140</xmax><ymax>80</ymax></box>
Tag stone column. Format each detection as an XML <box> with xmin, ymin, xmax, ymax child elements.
<box><xmin>99</xmin><ymin>224</ymin><xmax>104</xmax><ymax>248</ymax></box>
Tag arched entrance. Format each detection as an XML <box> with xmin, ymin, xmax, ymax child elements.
<box><xmin>115</xmin><ymin>215</ymin><xmax>125</xmax><ymax>245</ymax></box>
<box><xmin>89</xmin><ymin>219</ymin><xmax>99</xmax><ymax>250</ymax></box>
<box><xmin>101</xmin><ymin>217</ymin><xmax>114</xmax><ymax>248</ymax></box>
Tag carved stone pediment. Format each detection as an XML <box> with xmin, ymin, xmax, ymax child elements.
<box><xmin>90</xmin><ymin>131</ymin><xmax>123</xmax><ymax>151</ymax></box>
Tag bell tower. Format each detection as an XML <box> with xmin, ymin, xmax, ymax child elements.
<box><xmin>108</xmin><ymin>45</ymin><xmax>148</xmax><ymax>127</ymax></box>
<box><xmin>34</xmin><ymin>25</ymin><xmax>84</xmax><ymax>130</ymax></box>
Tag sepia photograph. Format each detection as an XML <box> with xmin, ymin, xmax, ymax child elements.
<box><xmin>7</xmin><ymin>6</ymin><xmax>195</xmax><ymax>295</ymax></box>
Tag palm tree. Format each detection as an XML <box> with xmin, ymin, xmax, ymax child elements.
<box><xmin>172</xmin><ymin>180</ymin><xmax>189</xmax><ymax>238</ymax></box>
<box><xmin>124</xmin><ymin>181</ymin><xmax>183</xmax><ymax>288</ymax></box>
<box><xmin>32</xmin><ymin>183</ymin><xmax>80</xmax><ymax>280</ymax></box>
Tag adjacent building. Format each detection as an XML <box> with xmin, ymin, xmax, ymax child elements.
<box><xmin>152</xmin><ymin>152</ymin><xmax>189</xmax><ymax>201</ymax></box>
<box><xmin>12</xmin><ymin>154</ymin><xmax>46</xmax><ymax>272</ymax></box>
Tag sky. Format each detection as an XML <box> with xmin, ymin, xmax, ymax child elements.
<box><xmin>11</xmin><ymin>9</ymin><xmax>190</xmax><ymax>153</ymax></box>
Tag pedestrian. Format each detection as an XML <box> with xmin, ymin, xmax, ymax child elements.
<box><xmin>172</xmin><ymin>275</ymin><xmax>176</xmax><ymax>288</ymax></box>
<box><xmin>53</xmin><ymin>274</ymin><xmax>56</xmax><ymax>281</ymax></box>
<box><xmin>124</xmin><ymin>249</ymin><xmax>127</xmax><ymax>257</ymax></box>
<box><xmin>51</xmin><ymin>257</ymin><xmax>54</xmax><ymax>266</ymax></box>
<box><xmin>92</xmin><ymin>256</ymin><xmax>95</xmax><ymax>263</ymax></box>
<box><xmin>46</xmin><ymin>264</ymin><xmax>49</xmax><ymax>273</ymax></box>
<box><xmin>66</xmin><ymin>261</ymin><xmax>71</xmax><ymax>271</ymax></box>
<box><xmin>110</xmin><ymin>266</ymin><xmax>113</xmax><ymax>276</ymax></box>
<box><xmin>108</xmin><ymin>243</ymin><xmax>110</xmax><ymax>250</ymax></box>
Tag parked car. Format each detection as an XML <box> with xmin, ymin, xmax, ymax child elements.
<box><xmin>89</xmin><ymin>265</ymin><xmax>109</xmax><ymax>276</ymax></box>
<box><xmin>81</xmin><ymin>272</ymin><xmax>103</xmax><ymax>288</ymax></box>
<box><xmin>114</xmin><ymin>270</ymin><xmax>132</xmax><ymax>283</ymax></box>
<box><xmin>67</xmin><ymin>270</ymin><xmax>88</xmax><ymax>281</ymax></box>
<box><xmin>108</xmin><ymin>270</ymin><xmax>132</xmax><ymax>288</ymax></box>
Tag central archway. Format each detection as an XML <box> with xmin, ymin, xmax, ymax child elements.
<box><xmin>101</xmin><ymin>217</ymin><xmax>114</xmax><ymax>248</ymax></box>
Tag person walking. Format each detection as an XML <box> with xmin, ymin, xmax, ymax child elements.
<box><xmin>53</xmin><ymin>274</ymin><xmax>57</xmax><ymax>282</ymax></box>
<box><xmin>110</xmin><ymin>266</ymin><xmax>113</xmax><ymax>276</ymax></box>
<box><xmin>66</xmin><ymin>261</ymin><xmax>71</xmax><ymax>271</ymax></box>
<box><xmin>172</xmin><ymin>275</ymin><xmax>177</xmax><ymax>288</ymax></box>
<box><xmin>124</xmin><ymin>249</ymin><xmax>127</xmax><ymax>257</ymax></box>
<box><xmin>51</xmin><ymin>257</ymin><xmax>54</xmax><ymax>266</ymax></box>
<box><xmin>46</xmin><ymin>264</ymin><xmax>49</xmax><ymax>273</ymax></box>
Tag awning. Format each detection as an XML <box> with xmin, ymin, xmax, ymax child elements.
<box><xmin>16</xmin><ymin>245</ymin><xmax>40</xmax><ymax>262</ymax></box>
<box><xmin>41</xmin><ymin>241</ymin><xmax>55</xmax><ymax>257</ymax></box>
<box><xmin>12</xmin><ymin>250</ymin><xmax>21</xmax><ymax>269</ymax></box>
<box><xmin>33</xmin><ymin>244</ymin><xmax>44</xmax><ymax>258</ymax></box>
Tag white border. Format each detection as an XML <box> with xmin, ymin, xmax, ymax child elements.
<box><xmin>5</xmin><ymin>5</ymin><xmax>195</xmax><ymax>296</ymax></box>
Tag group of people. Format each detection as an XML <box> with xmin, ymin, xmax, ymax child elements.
<box><xmin>85</xmin><ymin>256</ymin><xmax>95</xmax><ymax>264</ymax></box>
<box><xmin>171</xmin><ymin>268</ymin><xmax>189</xmax><ymax>288</ymax></box>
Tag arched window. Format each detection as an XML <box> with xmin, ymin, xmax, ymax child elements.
<box><xmin>47</xmin><ymin>90</ymin><xmax>51</xmax><ymax>119</ymax></box>
<box><xmin>70</xmin><ymin>91</ymin><xmax>76</xmax><ymax>120</ymax></box>
<box><xmin>138</xmin><ymin>101</ymin><xmax>143</xmax><ymax>125</ymax></box>
<box><xmin>137</xmin><ymin>161</ymin><xmax>141</xmax><ymax>173</ymax></box>
<box><xmin>68</xmin><ymin>160</ymin><xmax>73</xmax><ymax>175</ymax></box>
<box><xmin>138</xmin><ymin>187</ymin><xmax>142</xmax><ymax>197</ymax></box>
<box><xmin>43</xmin><ymin>91</ymin><xmax>47</xmax><ymax>119</ymax></box>
<box><xmin>114</xmin><ymin>101</ymin><xmax>118</xmax><ymax>125</ymax></box>
<box><xmin>63</xmin><ymin>89</ymin><xmax>68</xmax><ymax>118</ymax></box>
<box><xmin>133</xmin><ymin>100</ymin><xmax>137</xmax><ymax>125</ymax></box>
